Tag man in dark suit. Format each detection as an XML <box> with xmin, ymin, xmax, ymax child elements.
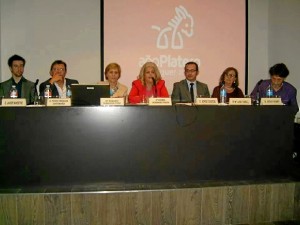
<box><xmin>0</xmin><ymin>54</ymin><xmax>35</xmax><ymax>104</ymax></box>
<box><xmin>39</xmin><ymin>60</ymin><xmax>79</xmax><ymax>97</ymax></box>
<box><xmin>171</xmin><ymin>61</ymin><xmax>210</xmax><ymax>103</ymax></box>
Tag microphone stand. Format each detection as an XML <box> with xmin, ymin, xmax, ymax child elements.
<box><xmin>152</xmin><ymin>77</ymin><xmax>157</xmax><ymax>97</ymax></box>
<box><xmin>34</xmin><ymin>79</ymin><xmax>39</xmax><ymax>95</ymax></box>
<box><xmin>254</xmin><ymin>79</ymin><xmax>263</xmax><ymax>106</ymax></box>
<box><xmin>33</xmin><ymin>79</ymin><xmax>39</xmax><ymax>104</ymax></box>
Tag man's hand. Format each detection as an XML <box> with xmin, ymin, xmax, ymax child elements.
<box><xmin>49</xmin><ymin>72</ymin><xmax>63</xmax><ymax>84</ymax></box>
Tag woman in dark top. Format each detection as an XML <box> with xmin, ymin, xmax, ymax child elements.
<box><xmin>212</xmin><ymin>67</ymin><xmax>244</xmax><ymax>103</ymax></box>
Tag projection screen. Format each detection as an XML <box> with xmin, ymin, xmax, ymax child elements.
<box><xmin>104</xmin><ymin>0</ymin><xmax>246</xmax><ymax>94</ymax></box>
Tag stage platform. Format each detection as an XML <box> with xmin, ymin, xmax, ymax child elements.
<box><xmin>1</xmin><ymin>180</ymin><xmax>300</xmax><ymax>225</ymax></box>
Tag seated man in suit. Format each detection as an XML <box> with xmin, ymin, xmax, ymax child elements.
<box><xmin>0</xmin><ymin>54</ymin><xmax>36</xmax><ymax>104</ymax></box>
<box><xmin>171</xmin><ymin>61</ymin><xmax>210</xmax><ymax>103</ymax></box>
<box><xmin>40</xmin><ymin>60</ymin><xmax>79</xmax><ymax>98</ymax></box>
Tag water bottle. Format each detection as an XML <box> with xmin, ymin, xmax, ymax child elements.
<box><xmin>10</xmin><ymin>85</ymin><xmax>18</xmax><ymax>98</ymax></box>
<box><xmin>266</xmin><ymin>85</ymin><xmax>273</xmax><ymax>98</ymax></box>
<box><xmin>220</xmin><ymin>84</ymin><xmax>227</xmax><ymax>104</ymax></box>
<box><xmin>66</xmin><ymin>85</ymin><xmax>72</xmax><ymax>98</ymax></box>
<box><xmin>44</xmin><ymin>84</ymin><xmax>52</xmax><ymax>98</ymax></box>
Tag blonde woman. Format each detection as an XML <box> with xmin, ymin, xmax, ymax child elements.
<box><xmin>128</xmin><ymin>62</ymin><xmax>169</xmax><ymax>103</ymax></box>
<box><xmin>102</xmin><ymin>63</ymin><xmax>128</xmax><ymax>97</ymax></box>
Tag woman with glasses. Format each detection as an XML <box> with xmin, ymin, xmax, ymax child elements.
<box><xmin>211</xmin><ymin>67</ymin><xmax>244</xmax><ymax>103</ymax></box>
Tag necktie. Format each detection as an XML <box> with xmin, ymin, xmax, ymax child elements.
<box><xmin>190</xmin><ymin>83</ymin><xmax>194</xmax><ymax>103</ymax></box>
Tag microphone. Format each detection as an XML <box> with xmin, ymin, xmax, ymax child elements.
<box><xmin>257</xmin><ymin>79</ymin><xmax>263</xmax><ymax>86</ymax></box>
<box><xmin>152</xmin><ymin>77</ymin><xmax>157</xmax><ymax>97</ymax></box>
<box><xmin>35</xmin><ymin>79</ymin><xmax>39</xmax><ymax>87</ymax></box>
<box><xmin>254</xmin><ymin>79</ymin><xmax>263</xmax><ymax>106</ymax></box>
<box><xmin>152</xmin><ymin>77</ymin><xmax>156</xmax><ymax>86</ymax></box>
<box><xmin>34</xmin><ymin>79</ymin><xmax>39</xmax><ymax>95</ymax></box>
<box><xmin>256</xmin><ymin>79</ymin><xmax>263</xmax><ymax>96</ymax></box>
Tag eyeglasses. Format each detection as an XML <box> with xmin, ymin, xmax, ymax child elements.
<box><xmin>52</xmin><ymin>68</ymin><xmax>65</xmax><ymax>71</ymax></box>
<box><xmin>185</xmin><ymin>69</ymin><xmax>197</xmax><ymax>73</ymax></box>
<box><xmin>225</xmin><ymin>74</ymin><xmax>236</xmax><ymax>78</ymax></box>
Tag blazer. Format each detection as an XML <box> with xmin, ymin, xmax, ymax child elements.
<box><xmin>0</xmin><ymin>77</ymin><xmax>35</xmax><ymax>104</ymax></box>
<box><xmin>39</xmin><ymin>78</ymin><xmax>79</xmax><ymax>97</ymax></box>
<box><xmin>101</xmin><ymin>81</ymin><xmax>128</xmax><ymax>97</ymax></box>
<box><xmin>171</xmin><ymin>79</ymin><xmax>210</xmax><ymax>103</ymax></box>
<box><xmin>128</xmin><ymin>79</ymin><xmax>169</xmax><ymax>103</ymax></box>
<box><xmin>112</xmin><ymin>82</ymin><xmax>128</xmax><ymax>98</ymax></box>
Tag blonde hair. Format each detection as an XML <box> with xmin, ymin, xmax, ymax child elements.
<box><xmin>138</xmin><ymin>62</ymin><xmax>162</xmax><ymax>85</ymax></box>
<box><xmin>104</xmin><ymin>63</ymin><xmax>121</xmax><ymax>80</ymax></box>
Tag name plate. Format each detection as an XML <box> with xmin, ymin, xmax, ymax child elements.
<box><xmin>100</xmin><ymin>98</ymin><xmax>125</xmax><ymax>106</ymax></box>
<box><xmin>148</xmin><ymin>97</ymin><xmax>172</xmax><ymax>106</ymax></box>
<box><xmin>1</xmin><ymin>98</ymin><xmax>26</xmax><ymax>107</ymax></box>
<box><xmin>229</xmin><ymin>98</ymin><xmax>252</xmax><ymax>105</ymax></box>
<box><xmin>260</xmin><ymin>98</ymin><xmax>283</xmax><ymax>105</ymax></box>
<box><xmin>195</xmin><ymin>97</ymin><xmax>218</xmax><ymax>105</ymax></box>
<box><xmin>46</xmin><ymin>98</ymin><xmax>71</xmax><ymax>107</ymax></box>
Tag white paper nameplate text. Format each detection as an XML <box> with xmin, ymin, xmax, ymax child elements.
<box><xmin>195</xmin><ymin>98</ymin><xmax>218</xmax><ymax>105</ymax></box>
<box><xmin>148</xmin><ymin>97</ymin><xmax>172</xmax><ymax>106</ymax></box>
<box><xmin>100</xmin><ymin>98</ymin><xmax>125</xmax><ymax>106</ymax></box>
<box><xmin>46</xmin><ymin>98</ymin><xmax>71</xmax><ymax>107</ymax></box>
<box><xmin>1</xmin><ymin>98</ymin><xmax>26</xmax><ymax>107</ymax></box>
<box><xmin>229</xmin><ymin>98</ymin><xmax>252</xmax><ymax>105</ymax></box>
<box><xmin>260</xmin><ymin>98</ymin><xmax>283</xmax><ymax>105</ymax></box>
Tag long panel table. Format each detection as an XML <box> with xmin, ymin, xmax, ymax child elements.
<box><xmin>0</xmin><ymin>105</ymin><xmax>297</xmax><ymax>189</ymax></box>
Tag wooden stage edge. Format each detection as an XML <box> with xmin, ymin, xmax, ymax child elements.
<box><xmin>0</xmin><ymin>180</ymin><xmax>300</xmax><ymax>225</ymax></box>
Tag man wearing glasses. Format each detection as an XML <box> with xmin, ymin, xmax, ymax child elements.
<box><xmin>171</xmin><ymin>61</ymin><xmax>210</xmax><ymax>103</ymax></box>
<box><xmin>39</xmin><ymin>60</ymin><xmax>79</xmax><ymax>98</ymax></box>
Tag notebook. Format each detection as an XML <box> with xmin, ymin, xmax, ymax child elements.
<box><xmin>71</xmin><ymin>84</ymin><xmax>110</xmax><ymax>106</ymax></box>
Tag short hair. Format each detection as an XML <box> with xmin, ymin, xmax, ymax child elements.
<box><xmin>185</xmin><ymin>61</ymin><xmax>199</xmax><ymax>71</ymax></box>
<box><xmin>104</xmin><ymin>63</ymin><xmax>121</xmax><ymax>80</ymax></box>
<box><xmin>8</xmin><ymin>54</ymin><xmax>26</xmax><ymax>67</ymax></box>
<box><xmin>50</xmin><ymin>60</ymin><xmax>67</xmax><ymax>71</ymax></box>
<box><xmin>269</xmin><ymin>63</ymin><xmax>289</xmax><ymax>78</ymax></box>
<box><xmin>138</xmin><ymin>62</ymin><xmax>162</xmax><ymax>86</ymax></box>
<box><xmin>219</xmin><ymin>67</ymin><xmax>240</xmax><ymax>86</ymax></box>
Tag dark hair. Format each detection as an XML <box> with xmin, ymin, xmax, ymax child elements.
<box><xmin>219</xmin><ymin>67</ymin><xmax>239</xmax><ymax>87</ymax></box>
<box><xmin>185</xmin><ymin>61</ymin><xmax>199</xmax><ymax>71</ymax></box>
<box><xmin>8</xmin><ymin>54</ymin><xmax>26</xmax><ymax>67</ymax></box>
<box><xmin>50</xmin><ymin>60</ymin><xmax>67</xmax><ymax>71</ymax></box>
<box><xmin>269</xmin><ymin>63</ymin><xmax>289</xmax><ymax>78</ymax></box>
